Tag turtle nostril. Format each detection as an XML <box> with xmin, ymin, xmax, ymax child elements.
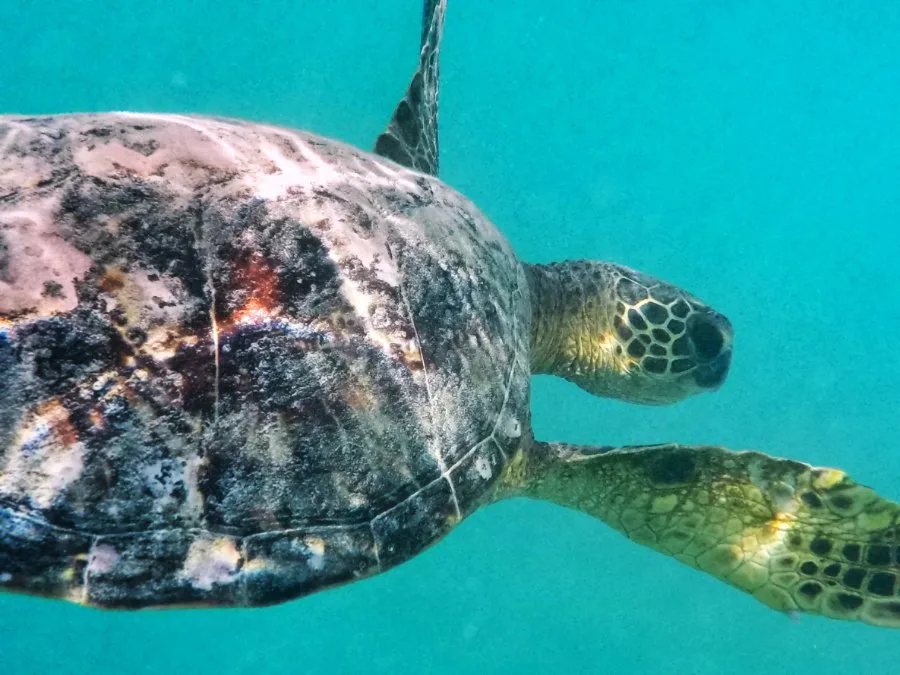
<box><xmin>688</xmin><ymin>315</ymin><xmax>726</xmax><ymax>362</ymax></box>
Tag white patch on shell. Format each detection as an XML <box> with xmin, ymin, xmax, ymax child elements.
<box><xmin>474</xmin><ymin>456</ymin><xmax>492</xmax><ymax>480</ymax></box>
<box><xmin>71</xmin><ymin>114</ymin><xmax>238</xmax><ymax>195</ymax></box>
<box><xmin>304</xmin><ymin>536</ymin><xmax>326</xmax><ymax>572</ymax></box>
<box><xmin>143</xmin><ymin>329</ymin><xmax>198</xmax><ymax>364</ymax></box>
<box><xmin>141</xmin><ymin>458</ymin><xmax>190</xmax><ymax>516</ymax></box>
<box><xmin>118</xmin><ymin>113</ymin><xmax>238</xmax><ymax>165</ymax></box>
<box><xmin>310</xmin><ymin>219</ymin><xmax>407</xmax><ymax>360</ymax></box>
<box><xmin>111</xmin><ymin>113</ymin><xmax>418</xmax><ymax>202</ymax></box>
<box><xmin>243</xmin><ymin>124</ymin><xmax>419</xmax><ymax>199</ymax></box>
<box><xmin>251</xmin><ymin>136</ymin><xmax>343</xmax><ymax>198</ymax></box>
<box><xmin>0</xmin><ymin>122</ymin><xmax>59</xmax><ymax>191</ymax></box>
<box><xmin>0</xmin><ymin>401</ymin><xmax>85</xmax><ymax>509</ymax></box>
<box><xmin>181</xmin><ymin>456</ymin><xmax>207</xmax><ymax>522</ymax></box>
<box><xmin>496</xmin><ymin>413</ymin><xmax>522</xmax><ymax>440</ymax></box>
<box><xmin>347</xmin><ymin>492</ymin><xmax>368</xmax><ymax>509</ymax></box>
<box><xmin>181</xmin><ymin>538</ymin><xmax>242</xmax><ymax>591</ymax></box>
<box><xmin>0</xmin><ymin>205</ymin><xmax>92</xmax><ymax>316</ymax></box>
<box><xmin>87</xmin><ymin>543</ymin><xmax>120</xmax><ymax>575</ymax></box>
<box><xmin>101</xmin><ymin>267</ymin><xmax>186</xmax><ymax>330</ymax></box>
<box><xmin>73</xmin><ymin>142</ymin><xmax>162</xmax><ymax>180</ymax></box>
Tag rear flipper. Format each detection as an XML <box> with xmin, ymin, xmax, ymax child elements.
<box><xmin>513</xmin><ymin>442</ymin><xmax>900</xmax><ymax>627</ymax></box>
<box><xmin>374</xmin><ymin>0</ymin><xmax>446</xmax><ymax>175</ymax></box>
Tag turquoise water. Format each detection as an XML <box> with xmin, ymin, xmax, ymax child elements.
<box><xmin>2</xmin><ymin>0</ymin><xmax>899</xmax><ymax>672</ymax></box>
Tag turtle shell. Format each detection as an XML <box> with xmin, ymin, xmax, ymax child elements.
<box><xmin>0</xmin><ymin>114</ymin><xmax>530</xmax><ymax>608</ymax></box>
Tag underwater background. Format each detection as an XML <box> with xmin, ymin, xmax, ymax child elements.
<box><xmin>1</xmin><ymin>0</ymin><xmax>898</xmax><ymax>672</ymax></box>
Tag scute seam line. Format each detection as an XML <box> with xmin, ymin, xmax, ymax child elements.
<box><xmin>81</xmin><ymin>535</ymin><xmax>99</xmax><ymax>603</ymax></box>
<box><xmin>487</xmin><ymin>279</ymin><xmax>523</xmax><ymax>462</ymax></box>
<box><xmin>396</xmin><ymin>279</ymin><xmax>461</xmax><ymax>518</ymax></box>
<box><xmin>369</xmin><ymin>286</ymin><xmax>520</xmax><ymax>539</ymax></box>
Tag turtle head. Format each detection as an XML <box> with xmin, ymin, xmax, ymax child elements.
<box><xmin>526</xmin><ymin>261</ymin><xmax>733</xmax><ymax>405</ymax></box>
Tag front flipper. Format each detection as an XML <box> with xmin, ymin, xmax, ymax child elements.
<box><xmin>510</xmin><ymin>442</ymin><xmax>900</xmax><ymax>627</ymax></box>
<box><xmin>374</xmin><ymin>0</ymin><xmax>446</xmax><ymax>175</ymax></box>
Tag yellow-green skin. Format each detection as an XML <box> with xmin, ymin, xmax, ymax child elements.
<box><xmin>496</xmin><ymin>441</ymin><xmax>900</xmax><ymax>628</ymax></box>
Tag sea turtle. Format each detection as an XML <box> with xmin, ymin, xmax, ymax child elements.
<box><xmin>1</xmin><ymin>0</ymin><xmax>899</xmax><ymax>627</ymax></box>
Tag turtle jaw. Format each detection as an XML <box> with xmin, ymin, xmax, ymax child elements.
<box><xmin>692</xmin><ymin>343</ymin><xmax>733</xmax><ymax>391</ymax></box>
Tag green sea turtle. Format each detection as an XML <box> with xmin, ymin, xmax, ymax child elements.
<box><xmin>1</xmin><ymin>0</ymin><xmax>898</xmax><ymax>626</ymax></box>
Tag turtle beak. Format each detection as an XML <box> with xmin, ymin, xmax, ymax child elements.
<box><xmin>693</xmin><ymin>348</ymin><xmax>732</xmax><ymax>390</ymax></box>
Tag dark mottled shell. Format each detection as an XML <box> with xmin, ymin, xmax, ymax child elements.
<box><xmin>0</xmin><ymin>113</ymin><xmax>529</xmax><ymax>607</ymax></box>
